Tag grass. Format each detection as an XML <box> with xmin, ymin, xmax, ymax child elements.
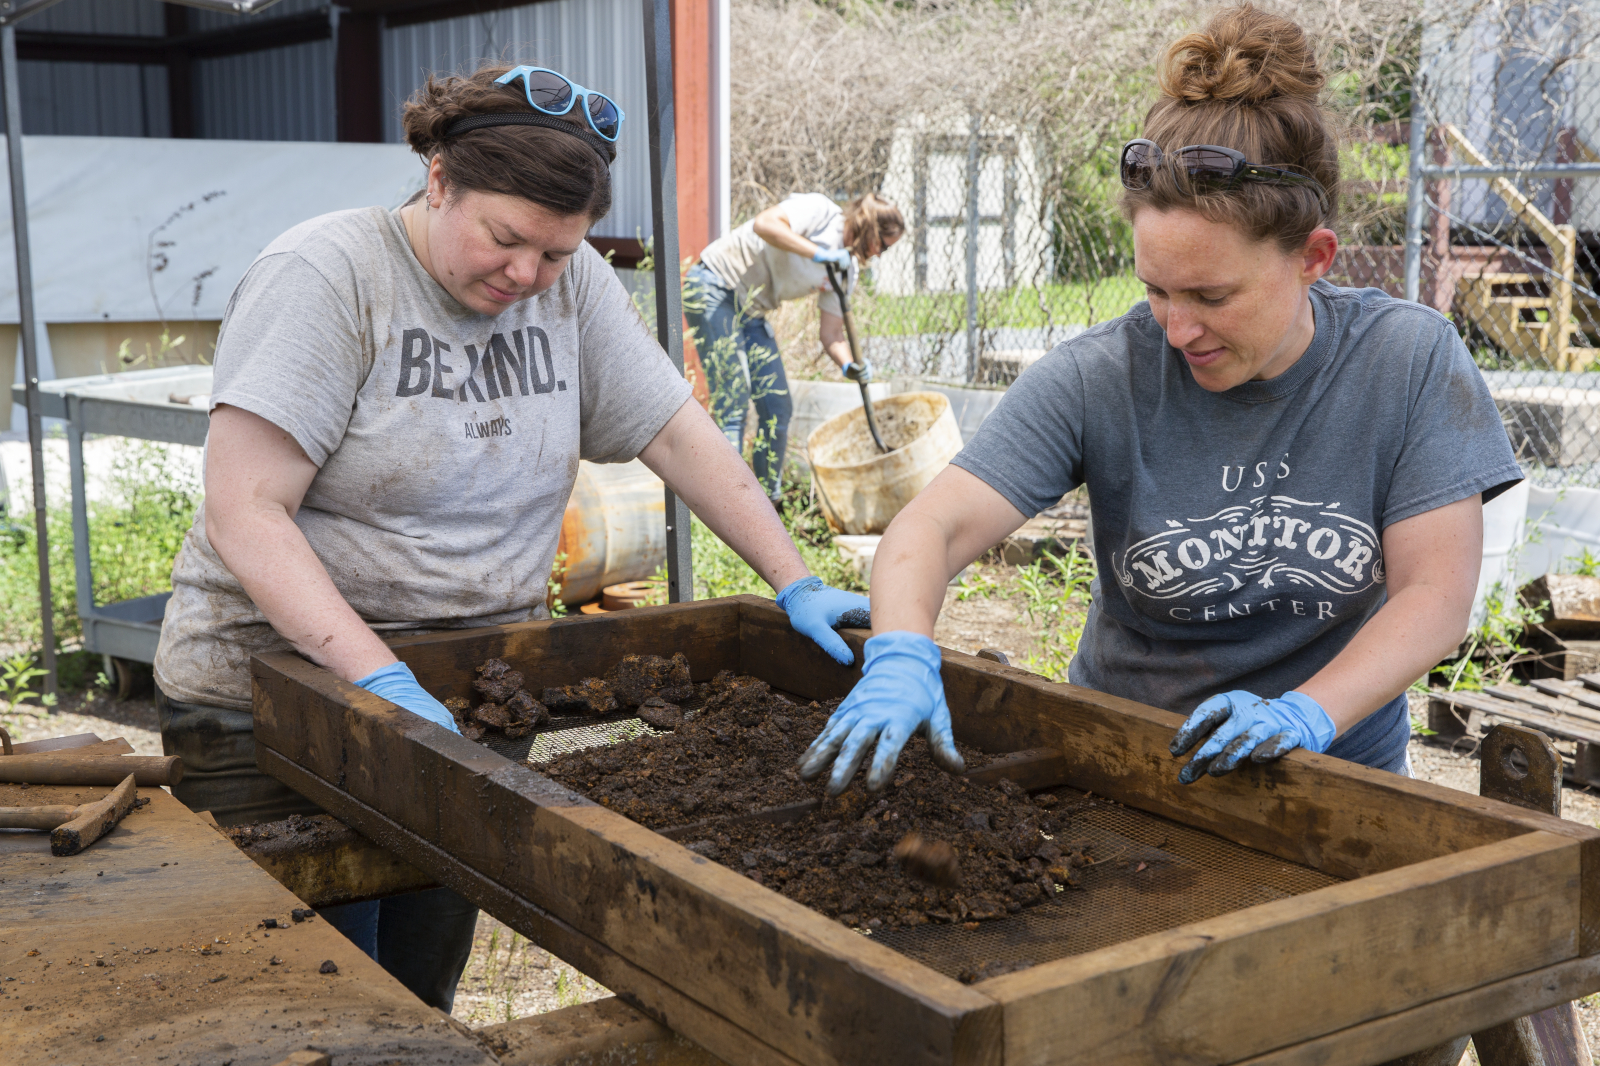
<box><xmin>650</xmin><ymin>469</ymin><xmax>866</xmax><ymax>602</ymax></box>
<box><xmin>855</xmin><ymin>275</ymin><xmax>1145</xmax><ymax>338</ymax></box>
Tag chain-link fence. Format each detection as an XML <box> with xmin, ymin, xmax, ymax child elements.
<box><xmin>1396</xmin><ymin>0</ymin><xmax>1600</xmax><ymax>488</ymax></box>
<box><xmin>730</xmin><ymin>0</ymin><xmax>1600</xmax><ymax>491</ymax></box>
<box><xmin>732</xmin><ymin>0</ymin><xmax>1421</xmax><ymax>385</ymax></box>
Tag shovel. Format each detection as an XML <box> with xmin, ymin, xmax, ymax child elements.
<box><xmin>824</xmin><ymin>261</ymin><xmax>889</xmax><ymax>454</ymax></box>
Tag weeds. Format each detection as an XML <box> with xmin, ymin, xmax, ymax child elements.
<box><xmin>0</xmin><ymin>652</ymin><xmax>54</xmax><ymax>710</ymax></box>
<box><xmin>955</xmin><ymin>568</ymin><xmax>1001</xmax><ymax>602</ymax></box>
<box><xmin>1565</xmin><ymin>546</ymin><xmax>1600</xmax><ymax>577</ymax></box>
<box><xmin>0</xmin><ymin>439</ymin><xmax>200</xmax><ymax>661</ymax></box>
<box><xmin>1431</xmin><ymin>577</ymin><xmax>1545</xmax><ymax>692</ymax></box>
<box><xmin>645</xmin><ymin>469</ymin><xmax>864</xmax><ymax>604</ymax></box>
<box><xmin>1007</xmin><ymin>547</ymin><xmax>1096</xmax><ymax>682</ymax></box>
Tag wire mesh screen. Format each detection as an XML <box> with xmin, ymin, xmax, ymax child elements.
<box><xmin>1400</xmin><ymin>1</ymin><xmax>1600</xmax><ymax>486</ymax></box>
<box><xmin>874</xmin><ymin>787</ymin><xmax>1341</xmax><ymax>980</ymax></box>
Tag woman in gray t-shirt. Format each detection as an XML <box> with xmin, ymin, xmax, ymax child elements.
<box><xmin>797</xmin><ymin>7</ymin><xmax>1521</xmax><ymax>796</ymax></box>
<box><xmin>152</xmin><ymin>64</ymin><xmax>869</xmax><ymax>1012</ymax></box>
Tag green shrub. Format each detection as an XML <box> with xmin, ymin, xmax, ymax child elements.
<box><xmin>0</xmin><ymin>440</ymin><xmax>200</xmax><ymax>675</ymax></box>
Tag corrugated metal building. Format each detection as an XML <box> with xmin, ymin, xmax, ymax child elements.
<box><xmin>6</xmin><ymin>0</ymin><xmax>727</xmax><ymax>409</ymax></box>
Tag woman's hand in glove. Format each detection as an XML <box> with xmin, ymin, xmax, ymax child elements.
<box><xmin>355</xmin><ymin>661</ymin><xmax>461</xmax><ymax>735</ymax></box>
<box><xmin>1170</xmin><ymin>690</ymin><xmax>1335</xmax><ymax>784</ymax></box>
<box><xmin>776</xmin><ymin>576</ymin><xmax>871</xmax><ymax>665</ymax></box>
<box><xmin>798</xmin><ymin>631</ymin><xmax>964</xmax><ymax>795</ymax></box>
<box><xmin>812</xmin><ymin>246</ymin><xmax>853</xmax><ymax>268</ymax></box>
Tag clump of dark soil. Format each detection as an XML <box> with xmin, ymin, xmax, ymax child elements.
<box><xmin>539</xmin><ymin>667</ymin><xmax>1089</xmax><ymax>931</ymax></box>
<box><xmin>539</xmin><ymin>670</ymin><xmax>827</xmax><ymax>824</ymax></box>
<box><xmin>542</xmin><ymin>677</ymin><xmax>619</xmax><ymax>716</ymax></box>
<box><xmin>541</xmin><ymin>652</ymin><xmax>696</xmax><ymax>715</ymax></box>
<box><xmin>893</xmin><ymin>831</ymin><xmax>961</xmax><ymax>888</ymax></box>
<box><xmin>444</xmin><ymin>659</ymin><xmax>549</xmax><ymax>740</ymax></box>
<box><xmin>688</xmin><ymin>747</ymin><xmax>1087</xmax><ymax>932</ymax></box>
<box><xmin>452</xmin><ymin>653</ymin><xmax>698</xmax><ymax>740</ymax></box>
<box><xmin>608</xmin><ymin>653</ymin><xmax>695</xmax><ymax>707</ymax></box>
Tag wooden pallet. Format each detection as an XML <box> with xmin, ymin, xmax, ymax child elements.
<box><xmin>252</xmin><ymin>597</ymin><xmax>1600</xmax><ymax>1066</ymax></box>
<box><xmin>1429</xmin><ymin>680</ymin><xmax>1600</xmax><ymax>786</ymax></box>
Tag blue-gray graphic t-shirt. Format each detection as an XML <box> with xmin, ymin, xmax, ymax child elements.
<box><xmin>952</xmin><ymin>281</ymin><xmax>1522</xmax><ymax>715</ymax></box>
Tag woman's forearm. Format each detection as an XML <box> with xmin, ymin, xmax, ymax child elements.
<box><xmin>208</xmin><ymin>503</ymin><xmax>396</xmax><ymax>683</ymax></box>
<box><xmin>751</xmin><ymin>207</ymin><xmax>817</xmax><ymax>259</ymax></box>
<box><xmin>1295</xmin><ymin>584</ymin><xmax>1466</xmax><ymax>733</ymax></box>
<box><xmin>867</xmin><ymin>511</ymin><xmax>959</xmax><ymax>637</ymax></box>
<box><xmin>869</xmin><ymin>467</ymin><xmax>1030</xmax><ymax>636</ymax></box>
<box><xmin>1296</xmin><ymin>496</ymin><xmax>1481</xmax><ymax>734</ymax></box>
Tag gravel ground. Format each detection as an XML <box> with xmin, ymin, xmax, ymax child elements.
<box><xmin>1</xmin><ymin>690</ymin><xmax>163</xmax><ymax>754</ymax></box>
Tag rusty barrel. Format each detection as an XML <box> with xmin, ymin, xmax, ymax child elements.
<box><xmin>553</xmin><ymin>460</ymin><xmax>666</xmax><ymax>608</ymax></box>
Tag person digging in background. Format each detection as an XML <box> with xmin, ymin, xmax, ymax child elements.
<box><xmin>687</xmin><ymin>192</ymin><xmax>905</xmax><ymax>505</ymax></box>
<box><xmin>799</xmin><ymin>3</ymin><xmax>1521</xmax><ymax>794</ymax></box>
<box><xmin>152</xmin><ymin>62</ymin><xmax>867</xmax><ymax>1011</ymax></box>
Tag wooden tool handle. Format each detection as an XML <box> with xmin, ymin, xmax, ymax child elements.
<box><xmin>52</xmin><ymin>774</ymin><xmax>138</xmax><ymax>856</ymax></box>
<box><xmin>0</xmin><ymin>754</ymin><xmax>181</xmax><ymax>787</ymax></box>
<box><xmin>0</xmin><ymin>804</ymin><xmax>77</xmax><ymax>830</ymax></box>
<box><xmin>0</xmin><ymin>725</ymin><xmax>10</xmax><ymax>756</ymax></box>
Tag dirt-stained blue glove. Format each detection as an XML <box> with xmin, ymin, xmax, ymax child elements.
<box><xmin>843</xmin><ymin>360</ymin><xmax>873</xmax><ymax>383</ymax></box>
<box><xmin>812</xmin><ymin>246</ymin><xmax>852</xmax><ymax>268</ymax></box>
<box><xmin>356</xmin><ymin>661</ymin><xmax>461</xmax><ymax>735</ymax></box>
<box><xmin>776</xmin><ymin>576</ymin><xmax>871</xmax><ymax>665</ymax></box>
<box><xmin>1170</xmin><ymin>690</ymin><xmax>1335</xmax><ymax>784</ymax></box>
<box><xmin>798</xmin><ymin>631</ymin><xmax>964</xmax><ymax>795</ymax></box>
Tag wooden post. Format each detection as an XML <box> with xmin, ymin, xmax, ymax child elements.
<box><xmin>1473</xmin><ymin>724</ymin><xmax>1595</xmax><ymax>1066</ymax></box>
<box><xmin>671</xmin><ymin>0</ymin><xmax>713</xmax><ymax>410</ymax></box>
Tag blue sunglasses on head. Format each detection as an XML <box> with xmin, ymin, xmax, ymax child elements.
<box><xmin>496</xmin><ymin>66</ymin><xmax>625</xmax><ymax>143</ymax></box>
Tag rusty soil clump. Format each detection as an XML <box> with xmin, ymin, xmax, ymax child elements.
<box><xmin>538</xmin><ymin>668</ymin><xmax>1089</xmax><ymax>932</ymax></box>
<box><xmin>450</xmin><ymin>653</ymin><xmax>696</xmax><ymax>740</ymax></box>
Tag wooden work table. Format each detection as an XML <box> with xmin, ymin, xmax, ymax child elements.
<box><xmin>0</xmin><ymin>778</ymin><xmax>495</xmax><ymax>1065</ymax></box>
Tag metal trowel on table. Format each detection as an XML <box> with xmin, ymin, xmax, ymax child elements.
<box><xmin>824</xmin><ymin>261</ymin><xmax>889</xmax><ymax>454</ymax></box>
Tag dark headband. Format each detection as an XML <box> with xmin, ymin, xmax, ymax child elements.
<box><xmin>443</xmin><ymin>112</ymin><xmax>616</xmax><ymax>166</ymax></box>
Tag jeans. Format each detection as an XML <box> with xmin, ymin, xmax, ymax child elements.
<box><xmin>684</xmin><ymin>263</ymin><xmax>793</xmax><ymax>499</ymax></box>
<box><xmin>319</xmin><ymin>889</ymin><xmax>480</xmax><ymax>1012</ymax></box>
<box><xmin>156</xmin><ymin>687</ymin><xmax>479</xmax><ymax>1010</ymax></box>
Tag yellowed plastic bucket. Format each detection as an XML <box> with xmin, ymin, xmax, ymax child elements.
<box><xmin>806</xmin><ymin>391</ymin><xmax>963</xmax><ymax>534</ymax></box>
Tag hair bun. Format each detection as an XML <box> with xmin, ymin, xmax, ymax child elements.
<box><xmin>1158</xmin><ymin>3</ymin><xmax>1323</xmax><ymax>106</ymax></box>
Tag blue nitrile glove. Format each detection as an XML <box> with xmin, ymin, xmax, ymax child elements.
<box><xmin>798</xmin><ymin>631</ymin><xmax>964</xmax><ymax>795</ymax></box>
<box><xmin>776</xmin><ymin>575</ymin><xmax>872</xmax><ymax>665</ymax></box>
<box><xmin>355</xmin><ymin>661</ymin><xmax>461</xmax><ymax>735</ymax></box>
<box><xmin>812</xmin><ymin>246</ymin><xmax>852</xmax><ymax>268</ymax></box>
<box><xmin>1170</xmin><ymin>690</ymin><xmax>1335</xmax><ymax>784</ymax></box>
<box><xmin>843</xmin><ymin>360</ymin><xmax>873</xmax><ymax>383</ymax></box>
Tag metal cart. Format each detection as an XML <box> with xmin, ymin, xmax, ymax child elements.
<box><xmin>11</xmin><ymin>365</ymin><xmax>212</xmax><ymax>688</ymax></box>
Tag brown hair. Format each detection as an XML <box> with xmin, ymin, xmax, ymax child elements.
<box><xmin>1121</xmin><ymin>4</ymin><xmax>1338</xmax><ymax>251</ymax></box>
<box><xmin>401</xmin><ymin>64</ymin><xmax>612</xmax><ymax>222</ymax></box>
<box><xmin>843</xmin><ymin>193</ymin><xmax>905</xmax><ymax>259</ymax></box>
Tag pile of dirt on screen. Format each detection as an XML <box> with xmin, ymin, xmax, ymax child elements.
<box><xmin>522</xmin><ymin>660</ymin><xmax>1090</xmax><ymax>934</ymax></box>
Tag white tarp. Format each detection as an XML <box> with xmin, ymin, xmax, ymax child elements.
<box><xmin>0</xmin><ymin>135</ymin><xmax>425</xmax><ymax>324</ymax></box>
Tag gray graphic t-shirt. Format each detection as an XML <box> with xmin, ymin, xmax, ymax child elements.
<box><xmin>154</xmin><ymin>206</ymin><xmax>691</xmax><ymax>710</ymax></box>
<box><xmin>953</xmin><ymin>281</ymin><xmax>1521</xmax><ymax>715</ymax></box>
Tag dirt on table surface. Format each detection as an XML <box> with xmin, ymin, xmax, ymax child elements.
<box><xmin>537</xmin><ymin>666</ymin><xmax>1089</xmax><ymax>931</ymax></box>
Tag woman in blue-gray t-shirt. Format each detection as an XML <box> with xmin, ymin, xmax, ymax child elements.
<box><xmin>796</xmin><ymin>6</ymin><xmax>1522</xmax><ymax>794</ymax></box>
